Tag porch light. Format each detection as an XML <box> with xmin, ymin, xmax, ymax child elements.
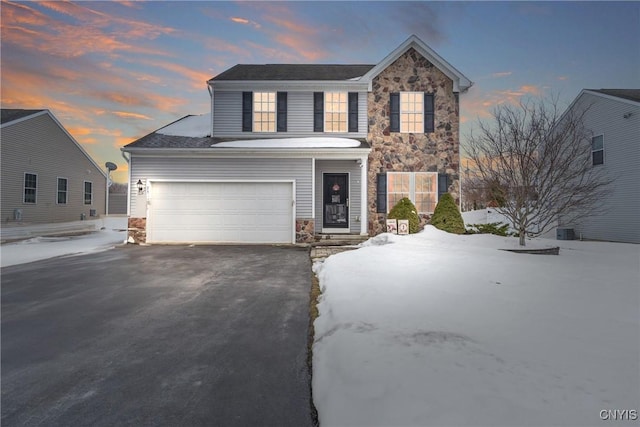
<box><xmin>137</xmin><ymin>179</ymin><xmax>145</xmax><ymax>195</ymax></box>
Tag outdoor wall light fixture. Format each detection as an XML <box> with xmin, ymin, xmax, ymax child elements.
<box><xmin>137</xmin><ymin>179</ymin><xmax>146</xmax><ymax>195</ymax></box>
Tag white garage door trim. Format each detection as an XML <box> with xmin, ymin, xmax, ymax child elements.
<box><xmin>146</xmin><ymin>179</ymin><xmax>296</xmax><ymax>244</ymax></box>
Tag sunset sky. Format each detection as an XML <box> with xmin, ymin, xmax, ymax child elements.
<box><xmin>2</xmin><ymin>1</ymin><xmax>638</xmax><ymax>183</ymax></box>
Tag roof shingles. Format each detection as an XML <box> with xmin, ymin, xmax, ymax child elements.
<box><xmin>210</xmin><ymin>64</ymin><xmax>375</xmax><ymax>81</ymax></box>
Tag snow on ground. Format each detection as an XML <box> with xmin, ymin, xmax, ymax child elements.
<box><xmin>313</xmin><ymin>226</ymin><xmax>639</xmax><ymax>426</ymax></box>
<box><xmin>0</xmin><ymin>217</ymin><xmax>127</xmax><ymax>268</ymax></box>
<box><xmin>156</xmin><ymin>113</ymin><xmax>211</xmax><ymax>137</ymax></box>
<box><xmin>214</xmin><ymin>137</ymin><xmax>362</xmax><ymax>148</ymax></box>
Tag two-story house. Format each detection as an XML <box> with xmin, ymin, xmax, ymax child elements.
<box><xmin>122</xmin><ymin>35</ymin><xmax>472</xmax><ymax>244</ymax></box>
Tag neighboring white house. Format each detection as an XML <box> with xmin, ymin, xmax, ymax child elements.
<box><xmin>1</xmin><ymin>109</ymin><xmax>107</xmax><ymax>226</ymax></box>
<box><xmin>558</xmin><ymin>89</ymin><xmax>640</xmax><ymax>244</ymax></box>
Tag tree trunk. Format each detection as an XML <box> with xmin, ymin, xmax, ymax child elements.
<box><xmin>519</xmin><ymin>228</ymin><xmax>526</xmax><ymax>246</ymax></box>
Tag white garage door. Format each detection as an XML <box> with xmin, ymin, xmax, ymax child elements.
<box><xmin>147</xmin><ymin>181</ymin><xmax>294</xmax><ymax>244</ymax></box>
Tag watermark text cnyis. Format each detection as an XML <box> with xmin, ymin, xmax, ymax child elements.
<box><xmin>599</xmin><ymin>409</ymin><xmax>638</xmax><ymax>421</ymax></box>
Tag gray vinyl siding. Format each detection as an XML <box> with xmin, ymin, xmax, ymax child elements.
<box><xmin>562</xmin><ymin>93</ymin><xmax>640</xmax><ymax>243</ymax></box>
<box><xmin>1</xmin><ymin>113</ymin><xmax>106</xmax><ymax>225</ymax></box>
<box><xmin>315</xmin><ymin>160</ymin><xmax>363</xmax><ymax>234</ymax></box>
<box><xmin>213</xmin><ymin>90</ymin><xmax>368</xmax><ymax>139</ymax></box>
<box><xmin>129</xmin><ymin>156</ymin><xmax>312</xmax><ymax>219</ymax></box>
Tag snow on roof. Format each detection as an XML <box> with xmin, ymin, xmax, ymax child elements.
<box><xmin>213</xmin><ymin>137</ymin><xmax>362</xmax><ymax>148</ymax></box>
<box><xmin>156</xmin><ymin>114</ymin><xmax>210</xmax><ymax>137</ymax></box>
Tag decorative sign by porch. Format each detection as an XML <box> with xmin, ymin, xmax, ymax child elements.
<box><xmin>398</xmin><ymin>220</ymin><xmax>409</xmax><ymax>235</ymax></box>
<box><xmin>332</xmin><ymin>183</ymin><xmax>340</xmax><ymax>192</ymax></box>
<box><xmin>386</xmin><ymin>219</ymin><xmax>398</xmax><ymax>234</ymax></box>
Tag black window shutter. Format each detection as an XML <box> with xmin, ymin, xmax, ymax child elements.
<box><xmin>313</xmin><ymin>92</ymin><xmax>324</xmax><ymax>132</ymax></box>
<box><xmin>348</xmin><ymin>92</ymin><xmax>358</xmax><ymax>132</ymax></box>
<box><xmin>277</xmin><ymin>92</ymin><xmax>287</xmax><ymax>132</ymax></box>
<box><xmin>376</xmin><ymin>173</ymin><xmax>387</xmax><ymax>213</ymax></box>
<box><xmin>390</xmin><ymin>93</ymin><xmax>400</xmax><ymax>132</ymax></box>
<box><xmin>242</xmin><ymin>92</ymin><xmax>252</xmax><ymax>132</ymax></box>
<box><xmin>424</xmin><ymin>93</ymin><xmax>435</xmax><ymax>133</ymax></box>
<box><xmin>438</xmin><ymin>174</ymin><xmax>449</xmax><ymax>200</ymax></box>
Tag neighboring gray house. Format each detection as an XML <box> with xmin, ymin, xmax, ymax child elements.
<box><xmin>1</xmin><ymin>109</ymin><xmax>107</xmax><ymax>225</ymax></box>
<box><xmin>558</xmin><ymin>89</ymin><xmax>640</xmax><ymax>244</ymax></box>
<box><xmin>122</xmin><ymin>35</ymin><xmax>472</xmax><ymax>244</ymax></box>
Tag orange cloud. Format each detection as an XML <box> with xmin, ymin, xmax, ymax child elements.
<box><xmin>138</xmin><ymin>59</ymin><xmax>211</xmax><ymax>90</ymax></box>
<box><xmin>112</xmin><ymin>111</ymin><xmax>153</xmax><ymax>120</ymax></box>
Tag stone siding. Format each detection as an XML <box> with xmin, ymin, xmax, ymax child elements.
<box><xmin>367</xmin><ymin>47</ymin><xmax>460</xmax><ymax>235</ymax></box>
<box><xmin>296</xmin><ymin>219</ymin><xmax>314</xmax><ymax>243</ymax></box>
<box><xmin>127</xmin><ymin>217</ymin><xmax>146</xmax><ymax>244</ymax></box>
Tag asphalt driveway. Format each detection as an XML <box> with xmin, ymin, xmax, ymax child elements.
<box><xmin>1</xmin><ymin>245</ymin><xmax>314</xmax><ymax>426</ymax></box>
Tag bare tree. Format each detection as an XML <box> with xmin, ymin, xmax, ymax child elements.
<box><xmin>109</xmin><ymin>182</ymin><xmax>128</xmax><ymax>194</ymax></box>
<box><xmin>466</xmin><ymin>96</ymin><xmax>612</xmax><ymax>246</ymax></box>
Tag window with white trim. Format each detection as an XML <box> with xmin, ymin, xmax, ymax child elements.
<box><xmin>253</xmin><ymin>92</ymin><xmax>276</xmax><ymax>132</ymax></box>
<box><xmin>387</xmin><ymin>172</ymin><xmax>438</xmax><ymax>214</ymax></box>
<box><xmin>84</xmin><ymin>181</ymin><xmax>93</xmax><ymax>205</ymax></box>
<box><xmin>592</xmin><ymin>135</ymin><xmax>604</xmax><ymax>166</ymax></box>
<box><xmin>24</xmin><ymin>173</ymin><xmax>37</xmax><ymax>204</ymax></box>
<box><xmin>400</xmin><ymin>92</ymin><xmax>424</xmax><ymax>133</ymax></box>
<box><xmin>324</xmin><ymin>92</ymin><xmax>347</xmax><ymax>132</ymax></box>
<box><xmin>57</xmin><ymin>177</ymin><xmax>68</xmax><ymax>204</ymax></box>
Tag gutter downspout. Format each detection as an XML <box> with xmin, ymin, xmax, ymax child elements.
<box><xmin>207</xmin><ymin>83</ymin><xmax>214</xmax><ymax>137</ymax></box>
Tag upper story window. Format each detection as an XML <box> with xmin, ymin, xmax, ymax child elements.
<box><xmin>84</xmin><ymin>181</ymin><xmax>93</xmax><ymax>205</ymax></box>
<box><xmin>400</xmin><ymin>92</ymin><xmax>424</xmax><ymax>133</ymax></box>
<box><xmin>24</xmin><ymin>173</ymin><xmax>37</xmax><ymax>204</ymax></box>
<box><xmin>390</xmin><ymin>92</ymin><xmax>434</xmax><ymax>133</ymax></box>
<box><xmin>324</xmin><ymin>92</ymin><xmax>348</xmax><ymax>132</ymax></box>
<box><xmin>57</xmin><ymin>177</ymin><xmax>68</xmax><ymax>204</ymax></box>
<box><xmin>592</xmin><ymin>135</ymin><xmax>604</xmax><ymax>166</ymax></box>
<box><xmin>253</xmin><ymin>92</ymin><xmax>276</xmax><ymax>132</ymax></box>
<box><xmin>387</xmin><ymin>172</ymin><xmax>438</xmax><ymax>214</ymax></box>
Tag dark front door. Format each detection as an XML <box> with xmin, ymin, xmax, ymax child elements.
<box><xmin>323</xmin><ymin>173</ymin><xmax>349</xmax><ymax>229</ymax></box>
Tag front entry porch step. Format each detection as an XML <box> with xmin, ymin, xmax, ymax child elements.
<box><xmin>310</xmin><ymin>234</ymin><xmax>369</xmax><ymax>259</ymax></box>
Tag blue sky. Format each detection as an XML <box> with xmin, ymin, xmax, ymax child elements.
<box><xmin>2</xmin><ymin>1</ymin><xmax>638</xmax><ymax>183</ymax></box>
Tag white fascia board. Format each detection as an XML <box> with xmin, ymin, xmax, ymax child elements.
<box><xmin>0</xmin><ymin>110</ymin><xmax>48</xmax><ymax>128</ymax></box>
<box><xmin>582</xmin><ymin>90</ymin><xmax>640</xmax><ymax>107</ymax></box>
<box><xmin>124</xmin><ymin>147</ymin><xmax>371</xmax><ymax>159</ymax></box>
<box><xmin>362</xmin><ymin>34</ymin><xmax>473</xmax><ymax>93</ymax></box>
<box><xmin>210</xmin><ymin>80</ymin><xmax>370</xmax><ymax>92</ymax></box>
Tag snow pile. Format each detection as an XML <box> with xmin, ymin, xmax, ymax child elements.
<box><xmin>213</xmin><ymin>137</ymin><xmax>362</xmax><ymax>148</ymax></box>
<box><xmin>1</xmin><ymin>217</ymin><xmax>127</xmax><ymax>267</ymax></box>
<box><xmin>156</xmin><ymin>114</ymin><xmax>210</xmax><ymax>137</ymax></box>
<box><xmin>313</xmin><ymin>226</ymin><xmax>639</xmax><ymax>426</ymax></box>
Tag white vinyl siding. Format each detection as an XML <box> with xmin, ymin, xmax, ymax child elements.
<box><xmin>213</xmin><ymin>90</ymin><xmax>367</xmax><ymax>138</ymax></box>
<box><xmin>560</xmin><ymin>92</ymin><xmax>640</xmax><ymax>243</ymax></box>
<box><xmin>129</xmin><ymin>156</ymin><xmax>312</xmax><ymax>220</ymax></box>
<box><xmin>1</xmin><ymin>113</ymin><xmax>106</xmax><ymax>224</ymax></box>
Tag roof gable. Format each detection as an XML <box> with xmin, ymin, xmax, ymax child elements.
<box><xmin>0</xmin><ymin>109</ymin><xmax>47</xmax><ymax>126</ymax></box>
<box><xmin>585</xmin><ymin>89</ymin><xmax>640</xmax><ymax>104</ymax></box>
<box><xmin>361</xmin><ymin>35</ymin><xmax>472</xmax><ymax>93</ymax></box>
<box><xmin>2</xmin><ymin>109</ymin><xmax>107</xmax><ymax>179</ymax></box>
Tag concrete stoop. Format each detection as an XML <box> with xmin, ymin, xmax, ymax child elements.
<box><xmin>310</xmin><ymin>234</ymin><xmax>368</xmax><ymax>260</ymax></box>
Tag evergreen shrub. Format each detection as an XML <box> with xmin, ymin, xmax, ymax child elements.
<box><xmin>388</xmin><ymin>197</ymin><xmax>421</xmax><ymax>234</ymax></box>
<box><xmin>430</xmin><ymin>193</ymin><xmax>465</xmax><ymax>234</ymax></box>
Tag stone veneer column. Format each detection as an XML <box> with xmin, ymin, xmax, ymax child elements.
<box><xmin>127</xmin><ymin>217</ymin><xmax>146</xmax><ymax>244</ymax></box>
<box><xmin>366</xmin><ymin>47</ymin><xmax>461</xmax><ymax>236</ymax></box>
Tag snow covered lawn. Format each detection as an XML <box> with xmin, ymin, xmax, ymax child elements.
<box><xmin>312</xmin><ymin>227</ymin><xmax>639</xmax><ymax>426</ymax></box>
<box><xmin>0</xmin><ymin>217</ymin><xmax>127</xmax><ymax>268</ymax></box>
